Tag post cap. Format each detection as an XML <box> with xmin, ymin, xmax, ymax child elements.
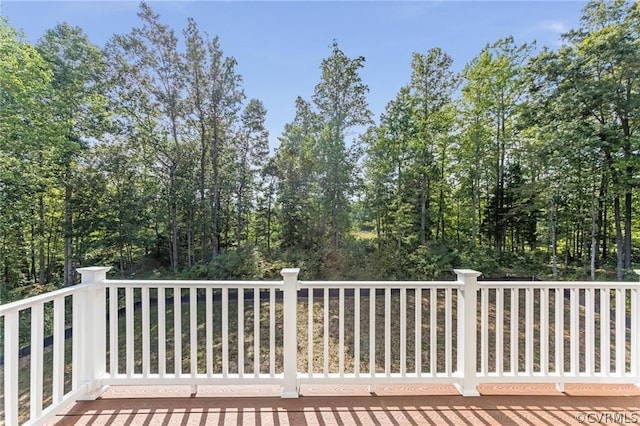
<box><xmin>77</xmin><ymin>266</ymin><xmax>112</xmax><ymax>284</ymax></box>
<box><xmin>281</xmin><ymin>268</ymin><xmax>300</xmax><ymax>277</ymax></box>
<box><xmin>76</xmin><ymin>266</ymin><xmax>112</xmax><ymax>273</ymax></box>
<box><xmin>453</xmin><ymin>269</ymin><xmax>482</xmax><ymax>278</ymax></box>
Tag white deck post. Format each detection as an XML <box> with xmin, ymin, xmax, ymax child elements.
<box><xmin>454</xmin><ymin>269</ymin><xmax>482</xmax><ymax>396</ymax></box>
<box><xmin>4</xmin><ymin>310</ymin><xmax>19</xmax><ymax>426</ymax></box>
<box><xmin>77</xmin><ymin>266</ymin><xmax>111</xmax><ymax>400</ymax></box>
<box><xmin>281</xmin><ymin>268</ymin><xmax>300</xmax><ymax>398</ymax></box>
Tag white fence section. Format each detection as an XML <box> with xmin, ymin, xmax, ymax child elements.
<box><xmin>476</xmin><ymin>281</ymin><xmax>640</xmax><ymax>387</ymax></box>
<box><xmin>102</xmin><ymin>278</ymin><xmax>285</xmax><ymax>387</ymax></box>
<box><xmin>0</xmin><ymin>267</ymin><xmax>110</xmax><ymax>426</ymax></box>
<box><xmin>2</xmin><ymin>267</ymin><xmax>640</xmax><ymax>425</ymax></box>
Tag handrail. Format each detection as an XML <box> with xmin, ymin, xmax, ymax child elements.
<box><xmin>299</xmin><ymin>280</ymin><xmax>461</xmax><ymax>288</ymax></box>
<box><xmin>0</xmin><ymin>282</ymin><xmax>93</xmax><ymax>315</ymax></box>
<box><xmin>103</xmin><ymin>279</ymin><xmax>282</xmax><ymax>288</ymax></box>
<box><xmin>479</xmin><ymin>280</ymin><xmax>640</xmax><ymax>289</ymax></box>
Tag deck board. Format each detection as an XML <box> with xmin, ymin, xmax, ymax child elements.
<box><xmin>49</xmin><ymin>384</ymin><xmax>640</xmax><ymax>425</ymax></box>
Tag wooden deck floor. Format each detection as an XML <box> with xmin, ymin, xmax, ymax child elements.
<box><xmin>49</xmin><ymin>383</ymin><xmax>640</xmax><ymax>425</ymax></box>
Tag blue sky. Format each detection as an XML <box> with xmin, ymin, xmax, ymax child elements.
<box><xmin>2</xmin><ymin>1</ymin><xmax>587</xmax><ymax>150</ymax></box>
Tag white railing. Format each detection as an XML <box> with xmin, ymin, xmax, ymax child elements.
<box><xmin>0</xmin><ymin>267</ymin><xmax>110</xmax><ymax>426</ymax></box>
<box><xmin>297</xmin><ymin>279</ymin><xmax>464</xmax><ymax>387</ymax></box>
<box><xmin>2</xmin><ymin>267</ymin><xmax>640</xmax><ymax>425</ymax></box>
<box><xmin>102</xmin><ymin>277</ymin><xmax>286</xmax><ymax>386</ymax></box>
<box><xmin>476</xmin><ymin>281</ymin><xmax>640</xmax><ymax>387</ymax></box>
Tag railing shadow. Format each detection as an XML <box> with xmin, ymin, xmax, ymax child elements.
<box><xmin>51</xmin><ymin>384</ymin><xmax>640</xmax><ymax>426</ymax></box>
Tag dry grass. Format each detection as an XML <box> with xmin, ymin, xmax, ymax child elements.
<box><xmin>109</xmin><ymin>288</ymin><xmax>631</xmax><ymax>376</ymax></box>
<box><xmin>115</xmin><ymin>289</ymin><xmax>460</xmax><ymax>376</ymax></box>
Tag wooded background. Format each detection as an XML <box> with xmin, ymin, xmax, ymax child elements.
<box><xmin>1</xmin><ymin>0</ymin><xmax>638</xmax><ymax>302</ymax></box>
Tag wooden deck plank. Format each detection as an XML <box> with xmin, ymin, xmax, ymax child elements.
<box><xmin>48</xmin><ymin>384</ymin><xmax>640</xmax><ymax>425</ymax></box>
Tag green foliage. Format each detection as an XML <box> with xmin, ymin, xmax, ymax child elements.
<box><xmin>407</xmin><ymin>244</ymin><xmax>460</xmax><ymax>280</ymax></box>
<box><xmin>458</xmin><ymin>246</ymin><xmax>500</xmax><ymax>277</ymax></box>
<box><xmin>312</xmin><ymin>41</ymin><xmax>372</xmax><ymax>248</ymax></box>
<box><xmin>2</xmin><ymin>1</ymin><xmax>640</xmax><ymax>303</ymax></box>
<box><xmin>179</xmin><ymin>250</ymin><xmax>260</xmax><ymax>280</ymax></box>
<box><xmin>0</xmin><ymin>20</ymin><xmax>60</xmax><ymax>299</ymax></box>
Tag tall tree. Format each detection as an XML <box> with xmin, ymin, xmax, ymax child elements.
<box><xmin>235</xmin><ymin>99</ymin><xmax>268</xmax><ymax>249</ymax></box>
<box><xmin>368</xmin><ymin>86</ymin><xmax>416</xmax><ymax>252</ymax></box>
<box><xmin>312</xmin><ymin>41</ymin><xmax>372</xmax><ymax>247</ymax></box>
<box><xmin>273</xmin><ymin>97</ymin><xmax>319</xmax><ymax>250</ymax></box>
<box><xmin>183</xmin><ymin>18</ymin><xmax>244</xmax><ymax>259</ymax></box>
<box><xmin>461</xmin><ymin>37</ymin><xmax>532</xmax><ymax>255</ymax></box>
<box><xmin>409</xmin><ymin>48</ymin><xmax>459</xmax><ymax>245</ymax></box>
<box><xmin>456</xmin><ymin>93</ymin><xmax>493</xmax><ymax>247</ymax></box>
<box><xmin>563</xmin><ymin>0</ymin><xmax>639</xmax><ymax>277</ymax></box>
<box><xmin>0</xmin><ymin>20</ymin><xmax>59</xmax><ymax>296</ymax></box>
<box><xmin>37</xmin><ymin>23</ymin><xmax>106</xmax><ymax>285</ymax></box>
<box><xmin>106</xmin><ymin>2</ymin><xmax>186</xmax><ymax>272</ymax></box>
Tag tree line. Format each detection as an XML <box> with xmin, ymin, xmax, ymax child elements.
<box><xmin>1</xmin><ymin>0</ymin><xmax>638</xmax><ymax>301</ymax></box>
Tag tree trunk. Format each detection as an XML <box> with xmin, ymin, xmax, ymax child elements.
<box><xmin>169</xmin><ymin>167</ymin><xmax>179</xmax><ymax>273</ymax></box>
<box><xmin>38</xmin><ymin>195</ymin><xmax>46</xmax><ymax>285</ymax></box>
<box><xmin>495</xmin><ymin>112</ymin><xmax>505</xmax><ymax>257</ymax></box>
<box><xmin>614</xmin><ymin>195</ymin><xmax>624</xmax><ymax>280</ymax></box>
<box><xmin>332</xmin><ymin>191</ymin><xmax>339</xmax><ymax>248</ymax></box>
<box><xmin>29</xmin><ymin>210</ymin><xmax>35</xmax><ymax>282</ymax></box>
<box><xmin>236</xmin><ymin>185</ymin><xmax>245</xmax><ymax>250</ymax></box>
<box><xmin>549</xmin><ymin>202</ymin><xmax>558</xmax><ymax>280</ymax></box>
<box><xmin>471</xmin><ymin>178</ymin><xmax>478</xmax><ymax>246</ymax></box>
<box><xmin>590</xmin><ymin>186</ymin><xmax>598</xmax><ymax>281</ymax></box>
<box><xmin>396</xmin><ymin>162</ymin><xmax>402</xmax><ymax>253</ymax></box>
<box><xmin>622</xmin><ymin>116</ymin><xmax>632</xmax><ymax>270</ymax></box>
<box><xmin>187</xmin><ymin>216</ymin><xmax>193</xmax><ymax>268</ymax></box>
<box><xmin>223</xmin><ymin>195</ymin><xmax>232</xmax><ymax>250</ymax></box>
<box><xmin>211</xmin><ymin>131</ymin><xmax>221</xmax><ymax>257</ymax></box>
<box><xmin>236</xmin><ymin>153</ymin><xmax>249</xmax><ymax>251</ymax></box>
<box><xmin>200</xmin><ymin>135</ymin><xmax>208</xmax><ymax>263</ymax></box>
<box><xmin>266</xmin><ymin>189</ymin><xmax>272</xmax><ymax>254</ymax></box>
<box><xmin>437</xmin><ymin>187</ymin><xmax>445</xmax><ymax>241</ymax></box>
<box><xmin>624</xmin><ymin>191</ymin><xmax>632</xmax><ymax>270</ymax></box>
<box><xmin>212</xmin><ymin>189</ymin><xmax>220</xmax><ymax>257</ymax></box>
<box><xmin>564</xmin><ymin>225</ymin><xmax>570</xmax><ymax>269</ymax></box>
<box><xmin>601</xmin><ymin>188</ymin><xmax>607</xmax><ymax>261</ymax></box>
<box><xmin>456</xmin><ymin>204</ymin><xmax>460</xmax><ymax>244</ymax></box>
<box><xmin>376</xmin><ymin>212</ymin><xmax>382</xmax><ymax>250</ymax></box>
<box><xmin>420</xmin><ymin>179</ymin><xmax>429</xmax><ymax>245</ymax></box>
<box><xmin>594</xmin><ymin>173</ymin><xmax>605</xmax><ymax>268</ymax></box>
<box><xmin>63</xmin><ymin>177</ymin><xmax>73</xmax><ymax>286</ymax></box>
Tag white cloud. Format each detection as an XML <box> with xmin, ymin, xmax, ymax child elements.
<box><xmin>535</xmin><ymin>20</ymin><xmax>569</xmax><ymax>35</ymax></box>
<box><xmin>525</xmin><ymin>20</ymin><xmax>571</xmax><ymax>47</ymax></box>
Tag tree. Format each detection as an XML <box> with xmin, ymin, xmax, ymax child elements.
<box><xmin>562</xmin><ymin>0</ymin><xmax>639</xmax><ymax>278</ymax></box>
<box><xmin>106</xmin><ymin>2</ymin><xmax>186</xmax><ymax>272</ymax></box>
<box><xmin>183</xmin><ymin>18</ymin><xmax>244</xmax><ymax>259</ymax></box>
<box><xmin>525</xmin><ymin>0</ymin><xmax>639</xmax><ymax>279</ymax></box>
<box><xmin>0</xmin><ymin>20</ymin><xmax>59</xmax><ymax>296</ymax></box>
<box><xmin>312</xmin><ymin>41</ymin><xmax>372</xmax><ymax>247</ymax></box>
<box><xmin>235</xmin><ymin>99</ymin><xmax>268</xmax><ymax>249</ymax></box>
<box><xmin>409</xmin><ymin>48</ymin><xmax>459</xmax><ymax>244</ymax></box>
<box><xmin>253</xmin><ymin>159</ymin><xmax>278</xmax><ymax>254</ymax></box>
<box><xmin>455</xmin><ymin>93</ymin><xmax>493</xmax><ymax>247</ymax></box>
<box><xmin>367</xmin><ymin>86</ymin><xmax>416</xmax><ymax>252</ymax></box>
<box><xmin>37</xmin><ymin>23</ymin><xmax>107</xmax><ymax>285</ymax></box>
<box><xmin>273</xmin><ymin>97</ymin><xmax>319</xmax><ymax>250</ymax></box>
<box><xmin>461</xmin><ymin>37</ymin><xmax>532</xmax><ymax>255</ymax></box>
